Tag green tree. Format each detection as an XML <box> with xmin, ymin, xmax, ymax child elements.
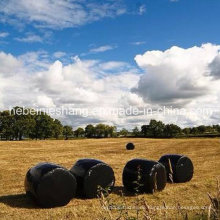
<box><xmin>141</xmin><ymin>125</ymin><xmax>148</xmax><ymax>137</ymax></box>
<box><xmin>0</xmin><ymin>110</ymin><xmax>15</xmax><ymax>140</ymax></box>
<box><xmin>132</xmin><ymin>126</ymin><xmax>140</xmax><ymax>137</ymax></box>
<box><xmin>11</xmin><ymin>107</ymin><xmax>36</xmax><ymax>140</ymax></box>
<box><xmin>119</xmin><ymin>128</ymin><xmax>129</xmax><ymax>137</ymax></box>
<box><xmin>190</xmin><ymin>127</ymin><xmax>199</xmax><ymax>135</ymax></box>
<box><xmin>182</xmin><ymin>127</ymin><xmax>190</xmax><ymax>136</ymax></box>
<box><xmin>147</xmin><ymin>119</ymin><xmax>165</xmax><ymax>138</ymax></box>
<box><xmin>85</xmin><ymin>124</ymin><xmax>95</xmax><ymax>138</ymax></box>
<box><xmin>31</xmin><ymin>112</ymin><xmax>54</xmax><ymax>139</ymax></box>
<box><xmin>95</xmin><ymin>124</ymin><xmax>106</xmax><ymax>138</ymax></box>
<box><xmin>52</xmin><ymin>119</ymin><xmax>63</xmax><ymax>139</ymax></box>
<box><xmin>74</xmin><ymin>127</ymin><xmax>85</xmax><ymax>138</ymax></box>
<box><xmin>197</xmin><ymin>125</ymin><xmax>206</xmax><ymax>134</ymax></box>
<box><xmin>164</xmin><ymin>124</ymin><xmax>181</xmax><ymax>138</ymax></box>
<box><xmin>63</xmin><ymin>126</ymin><xmax>73</xmax><ymax>140</ymax></box>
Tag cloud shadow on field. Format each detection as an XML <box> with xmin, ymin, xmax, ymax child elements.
<box><xmin>0</xmin><ymin>193</ymin><xmax>39</xmax><ymax>209</ymax></box>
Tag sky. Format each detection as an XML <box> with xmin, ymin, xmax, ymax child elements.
<box><xmin>0</xmin><ymin>0</ymin><xmax>220</xmax><ymax>129</ymax></box>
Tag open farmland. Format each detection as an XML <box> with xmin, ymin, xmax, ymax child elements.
<box><xmin>0</xmin><ymin>138</ymin><xmax>220</xmax><ymax>219</ymax></box>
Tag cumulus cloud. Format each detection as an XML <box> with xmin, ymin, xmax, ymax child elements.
<box><xmin>209</xmin><ymin>54</ymin><xmax>220</xmax><ymax>79</ymax></box>
<box><xmin>1</xmin><ymin>43</ymin><xmax>220</xmax><ymax>128</ymax></box>
<box><xmin>0</xmin><ymin>0</ymin><xmax>126</xmax><ymax>29</ymax></box>
<box><xmin>133</xmin><ymin>43</ymin><xmax>220</xmax><ymax>107</ymax></box>
<box><xmin>0</xmin><ymin>52</ymin><xmax>22</xmax><ymax>76</ymax></box>
<box><xmin>0</xmin><ymin>50</ymin><xmax>140</xmax><ymax>128</ymax></box>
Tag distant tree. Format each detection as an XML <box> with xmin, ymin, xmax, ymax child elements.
<box><xmin>95</xmin><ymin>124</ymin><xmax>106</xmax><ymax>138</ymax></box>
<box><xmin>164</xmin><ymin>124</ymin><xmax>181</xmax><ymax>138</ymax></box>
<box><xmin>31</xmin><ymin>112</ymin><xmax>54</xmax><ymax>139</ymax></box>
<box><xmin>0</xmin><ymin>111</ymin><xmax>15</xmax><ymax>140</ymax></box>
<box><xmin>11</xmin><ymin>107</ymin><xmax>36</xmax><ymax>140</ymax></box>
<box><xmin>197</xmin><ymin>125</ymin><xmax>206</xmax><ymax>134</ymax></box>
<box><xmin>141</xmin><ymin>125</ymin><xmax>148</xmax><ymax>137</ymax></box>
<box><xmin>147</xmin><ymin>119</ymin><xmax>166</xmax><ymax>138</ymax></box>
<box><xmin>63</xmin><ymin>126</ymin><xmax>73</xmax><ymax>140</ymax></box>
<box><xmin>182</xmin><ymin>128</ymin><xmax>191</xmax><ymax>136</ymax></box>
<box><xmin>52</xmin><ymin>119</ymin><xmax>63</xmax><ymax>139</ymax></box>
<box><xmin>105</xmin><ymin>125</ymin><xmax>116</xmax><ymax>137</ymax></box>
<box><xmin>85</xmin><ymin>124</ymin><xmax>95</xmax><ymax>138</ymax></box>
<box><xmin>74</xmin><ymin>127</ymin><xmax>85</xmax><ymax>138</ymax></box>
<box><xmin>190</xmin><ymin>127</ymin><xmax>199</xmax><ymax>135</ymax></box>
<box><xmin>213</xmin><ymin>125</ymin><xmax>220</xmax><ymax>133</ymax></box>
<box><xmin>132</xmin><ymin>126</ymin><xmax>140</xmax><ymax>137</ymax></box>
<box><xmin>119</xmin><ymin>128</ymin><xmax>129</xmax><ymax>137</ymax></box>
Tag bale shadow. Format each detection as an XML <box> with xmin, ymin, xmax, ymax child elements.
<box><xmin>0</xmin><ymin>193</ymin><xmax>39</xmax><ymax>209</ymax></box>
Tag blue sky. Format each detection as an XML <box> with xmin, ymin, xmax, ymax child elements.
<box><xmin>1</xmin><ymin>0</ymin><xmax>220</xmax><ymax>64</ymax></box>
<box><xmin>0</xmin><ymin>0</ymin><xmax>220</xmax><ymax>128</ymax></box>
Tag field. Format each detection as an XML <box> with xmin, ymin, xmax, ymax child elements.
<box><xmin>0</xmin><ymin>138</ymin><xmax>220</xmax><ymax>219</ymax></box>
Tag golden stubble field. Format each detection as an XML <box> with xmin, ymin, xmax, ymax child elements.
<box><xmin>0</xmin><ymin>138</ymin><xmax>220</xmax><ymax>220</ymax></box>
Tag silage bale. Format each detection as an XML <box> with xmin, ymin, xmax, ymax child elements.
<box><xmin>122</xmin><ymin>159</ymin><xmax>167</xmax><ymax>194</ymax></box>
<box><xmin>126</xmin><ymin>142</ymin><xmax>135</xmax><ymax>150</ymax></box>
<box><xmin>158</xmin><ymin>154</ymin><xmax>194</xmax><ymax>183</ymax></box>
<box><xmin>70</xmin><ymin>159</ymin><xmax>115</xmax><ymax>198</ymax></box>
<box><xmin>25</xmin><ymin>162</ymin><xmax>77</xmax><ymax>208</ymax></box>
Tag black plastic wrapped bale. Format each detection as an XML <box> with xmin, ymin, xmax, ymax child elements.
<box><xmin>126</xmin><ymin>142</ymin><xmax>135</xmax><ymax>150</ymax></box>
<box><xmin>122</xmin><ymin>159</ymin><xmax>167</xmax><ymax>194</ymax></box>
<box><xmin>158</xmin><ymin>154</ymin><xmax>194</xmax><ymax>183</ymax></box>
<box><xmin>25</xmin><ymin>162</ymin><xmax>77</xmax><ymax>208</ymax></box>
<box><xmin>70</xmin><ymin>159</ymin><xmax>115</xmax><ymax>198</ymax></box>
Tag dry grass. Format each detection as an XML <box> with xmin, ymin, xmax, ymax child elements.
<box><xmin>0</xmin><ymin>138</ymin><xmax>220</xmax><ymax>219</ymax></box>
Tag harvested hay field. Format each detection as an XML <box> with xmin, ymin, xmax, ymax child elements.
<box><xmin>0</xmin><ymin>138</ymin><xmax>220</xmax><ymax>219</ymax></box>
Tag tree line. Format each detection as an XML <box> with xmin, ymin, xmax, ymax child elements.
<box><xmin>0</xmin><ymin>107</ymin><xmax>116</xmax><ymax>140</ymax></box>
<box><xmin>119</xmin><ymin>119</ymin><xmax>220</xmax><ymax>138</ymax></box>
<box><xmin>0</xmin><ymin>107</ymin><xmax>220</xmax><ymax>140</ymax></box>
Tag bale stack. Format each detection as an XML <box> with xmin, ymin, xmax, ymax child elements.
<box><xmin>158</xmin><ymin>154</ymin><xmax>194</xmax><ymax>183</ymax></box>
<box><xmin>122</xmin><ymin>159</ymin><xmax>167</xmax><ymax>194</ymax></box>
<box><xmin>70</xmin><ymin>159</ymin><xmax>115</xmax><ymax>198</ymax></box>
<box><xmin>126</xmin><ymin>142</ymin><xmax>135</xmax><ymax>150</ymax></box>
<box><xmin>25</xmin><ymin>162</ymin><xmax>77</xmax><ymax>208</ymax></box>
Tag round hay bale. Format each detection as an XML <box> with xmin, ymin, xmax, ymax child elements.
<box><xmin>70</xmin><ymin>159</ymin><xmax>115</xmax><ymax>198</ymax></box>
<box><xmin>122</xmin><ymin>159</ymin><xmax>167</xmax><ymax>194</ymax></box>
<box><xmin>25</xmin><ymin>162</ymin><xmax>77</xmax><ymax>208</ymax></box>
<box><xmin>126</xmin><ymin>142</ymin><xmax>135</xmax><ymax>150</ymax></box>
<box><xmin>158</xmin><ymin>154</ymin><xmax>194</xmax><ymax>183</ymax></box>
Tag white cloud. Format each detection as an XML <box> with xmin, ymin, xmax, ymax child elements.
<box><xmin>0</xmin><ymin>32</ymin><xmax>9</xmax><ymax>38</ymax></box>
<box><xmin>133</xmin><ymin>43</ymin><xmax>220</xmax><ymax>107</ymax></box>
<box><xmin>138</xmin><ymin>5</ymin><xmax>146</xmax><ymax>15</ymax></box>
<box><xmin>0</xmin><ymin>0</ymin><xmax>126</xmax><ymax>29</ymax></box>
<box><xmin>89</xmin><ymin>45</ymin><xmax>116</xmax><ymax>53</ymax></box>
<box><xmin>99</xmin><ymin>61</ymin><xmax>127</xmax><ymax>71</ymax></box>
<box><xmin>209</xmin><ymin>54</ymin><xmax>220</xmax><ymax>79</ymax></box>
<box><xmin>0</xmin><ymin>52</ymin><xmax>22</xmax><ymax>76</ymax></box>
<box><xmin>37</xmin><ymin>95</ymin><xmax>55</xmax><ymax>108</ymax></box>
<box><xmin>1</xmin><ymin>44</ymin><xmax>220</xmax><ymax>128</ymax></box>
<box><xmin>53</xmin><ymin>51</ymin><xmax>66</xmax><ymax>58</ymax></box>
<box><xmin>15</xmin><ymin>33</ymin><xmax>43</xmax><ymax>43</ymax></box>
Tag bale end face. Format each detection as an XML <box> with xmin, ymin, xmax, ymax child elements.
<box><xmin>122</xmin><ymin>159</ymin><xmax>166</xmax><ymax>194</ymax></box>
<box><xmin>70</xmin><ymin>159</ymin><xmax>115</xmax><ymax>199</ymax></box>
<box><xmin>126</xmin><ymin>142</ymin><xmax>135</xmax><ymax>150</ymax></box>
<box><xmin>25</xmin><ymin>162</ymin><xmax>77</xmax><ymax>208</ymax></box>
<box><xmin>158</xmin><ymin>154</ymin><xmax>194</xmax><ymax>183</ymax></box>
